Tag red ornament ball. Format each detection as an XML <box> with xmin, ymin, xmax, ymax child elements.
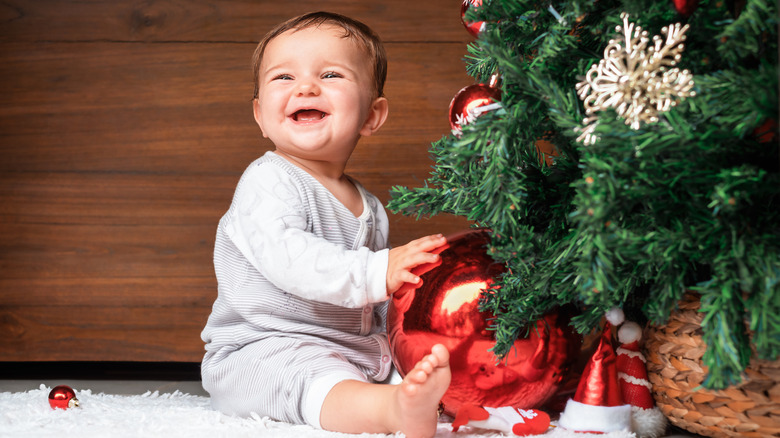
<box><xmin>48</xmin><ymin>385</ymin><xmax>80</xmax><ymax>409</ymax></box>
<box><xmin>461</xmin><ymin>0</ymin><xmax>486</xmax><ymax>37</ymax></box>
<box><xmin>449</xmin><ymin>83</ymin><xmax>501</xmax><ymax>132</ymax></box>
<box><xmin>673</xmin><ymin>0</ymin><xmax>699</xmax><ymax>17</ymax></box>
<box><xmin>388</xmin><ymin>229</ymin><xmax>578</xmax><ymax>415</ymax></box>
<box><xmin>754</xmin><ymin>118</ymin><xmax>777</xmax><ymax>143</ymax></box>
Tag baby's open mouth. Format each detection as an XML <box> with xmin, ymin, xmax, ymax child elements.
<box><xmin>292</xmin><ymin>109</ymin><xmax>327</xmax><ymax>122</ymax></box>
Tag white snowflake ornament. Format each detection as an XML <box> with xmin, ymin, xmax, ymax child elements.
<box><xmin>575</xmin><ymin>13</ymin><xmax>696</xmax><ymax>145</ymax></box>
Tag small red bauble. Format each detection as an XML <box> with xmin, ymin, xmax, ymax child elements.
<box><xmin>48</xmin><ymin>385</ymin><xmax>80</xmax><ymax>409</ymax></box>
<box><xmin>449</xmin><ymin>81</ymin><xmax>501</xmax><ymax>132</ymax></box>
<box><xmin>388</xmin><ymin>229</ymin><xmax>578</xmax><ymax>415</ymax></box>
<box><xmin>673</xmin><ymin>0</ymin><xmax>699</xmax><ymax>17</ymax></box>
<box><xmin>461</xmin><ymin>0</ymin><xmax>486</xmax><ymax>37</ymax></box>
<box><xmin>754</xmin><ymin>118</ymin><xmax>777</xmax><ymax>143</ymax></box>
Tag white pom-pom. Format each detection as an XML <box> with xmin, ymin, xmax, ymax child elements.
<box><xmin>605</xmin><ymin>307</ymin><xmax>625</xmax><ymax>326</ymax></box>
<box><xmin>618</xmin><ymin>321</ymin><xmax>643</xmax><ymax>344</ymax></box>
<box><xmin>631</xmin><ymin>406</ymin><xmax>667</xmax><ymax>438</ymax></box>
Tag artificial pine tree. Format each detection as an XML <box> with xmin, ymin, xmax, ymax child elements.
<box><xmin>388</xmin><ymin>0</ymin><xmax>779</xmax><ymax>389</ymax></box>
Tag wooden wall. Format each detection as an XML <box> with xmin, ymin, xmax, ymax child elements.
<box><xmin>0</xmin><ymin>1</ymin><xmax>474</xmax><ymax>362</ymax></box>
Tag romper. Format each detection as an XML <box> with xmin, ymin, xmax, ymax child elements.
<box><xmin>200</xmin><ymin>151</ymin><xmax>393</xmax><ymax>427</ymax></box>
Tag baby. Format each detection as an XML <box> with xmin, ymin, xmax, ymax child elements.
<box><xmin>200</xmin><ymin>11</ymin><xmax>450</xmax><ymax>438</ymax></box>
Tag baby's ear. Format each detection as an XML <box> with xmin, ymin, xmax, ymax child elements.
<box><xmin>252</xmin><ymin>99</ymin><xmax>268</xmax><ymax>138</ymax></box>
<box><xmin>360</xmin><ymin>97</ymin><xmax>389</xmax><ymax>137</ymax></box>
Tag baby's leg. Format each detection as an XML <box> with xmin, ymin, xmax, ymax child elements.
<box><xmin>320</xmin><ymin>344</ymin><xmax>451</xmax><ymax>438</ymax></box>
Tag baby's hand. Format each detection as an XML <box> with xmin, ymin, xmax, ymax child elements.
<box><xmin>386</xmin><ymin>234</ymin><xmax>447</xmax><ymax>294</ymax></box>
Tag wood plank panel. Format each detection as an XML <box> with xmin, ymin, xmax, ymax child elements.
<box><xmin>0</xmin><ymin>0</ymin><xmax>478</xmax><ymax>362</ymax></box>
<box><xmin>0</xmin><ymin>41</ymin><xmax>259</xmax><ymax>174</ymax></box>
<box><xmin>0</xmin><ymin>173</ymin><xmax>233</xmax><ymax>226</ymax></box>
<box><xmin>0</xmin><ymin>0</ymin><xmax>470</xmax><ymax>43</ymax></box>
<box><xmin>0</xmin><ymin>223</ymin><xmax>213</xmax><ymax>278</ymax></box>
<box><xmin>0</xmin><ymin>277</ymin><xmax>215</xmax><ymax>307</ymax></box>
<box><xmin>0</xmin><ymin>41</ymin><xmax>471</xmax><ymax>174</ymax></box>
<box><xmin>0</xmin><ymin>306</ymin><xmax>209</xmax><ymax>361</ymax></box>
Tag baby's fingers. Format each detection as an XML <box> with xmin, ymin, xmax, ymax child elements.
<box><xmin>408</xmin><ymin>234</ymin><xmax>447</xmax><ymax>252</ymax></box>
<box><xmin>394</xmin><ymin>270</ymin><xmax>421</xmax><ymax>286</ymax></box>
<box><xmin>405</xmin><ymin>250</ymin><xmax>441</xmax><ymax>270</ymax></box>
<box><xmin>413</xmin><ymin>256</ymin><xmax>443</xmax><ymax>277</ymax></box>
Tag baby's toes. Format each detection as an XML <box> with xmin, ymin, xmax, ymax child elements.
<box><xmin>431</xmin><ymin>344</ymin><xmax>449</xmax><ymax>366</ymax></box>
<box><xmin>407</xmin><ymin>368</ymin><xmax>429</xmax><ymax>385</ymax></box>
<box><xmin>418</xmin><ymin>358</ymin><xmax>434</xmax><ymax>374</ymax></box>
<box><xmin>422</xmin><ymin>353</ymin><xmax>439</xmax><ymax>370</ymax></box>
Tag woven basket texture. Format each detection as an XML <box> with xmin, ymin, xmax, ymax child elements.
<box><xmin>644</xmin><ymin>294</ymin><xmax>780</xmax><ymax>437</ymax></box>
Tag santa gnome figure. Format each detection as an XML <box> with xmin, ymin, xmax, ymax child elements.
<box><xmin>557</xmin><ymin>313</ymin><xmax>632</xmax><ymax>434</ymax></box>
<box><xmin>452</xmin><ymin>404</ymin><xmax>551</xmax><ymax>436</ymax></box>
<box><xmin>616</xmin><ymin>321</ymin><xmax>668</xmax><ymax>438</ymax></box>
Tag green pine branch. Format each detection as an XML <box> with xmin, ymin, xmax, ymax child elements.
<box><xmin>388</xmin><ymin>0</ymin><xmax>779</xmax><ymax>389</ymax></box>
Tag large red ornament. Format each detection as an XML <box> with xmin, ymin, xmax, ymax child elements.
<box><xmin>461</xmin><ymin>0</ymin><xmax>486</xmax><ymax>37</ymax></box>
<box><xmin>48</xmin><ymin>385</ymin><xmax>80</xmax><ymax>409</ymax></box>
<box><xmin>449</xmin><ymin>78</ymin><xmax>501</xmax><ymax>133</ymax></box>
<box><xmin>388</xmin><ymin>229</ymin><xmax>578</xmax><ymax>415</ymax></box>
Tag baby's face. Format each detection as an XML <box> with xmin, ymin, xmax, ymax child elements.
<box><xmin>253</xmin><ymin>25</ymin><xmax>378</xmax><ymax>165</ymax></box>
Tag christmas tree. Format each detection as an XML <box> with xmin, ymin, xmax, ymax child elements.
<box><xmin>388</xmin><ymin>0</ymin><xmax>778</xmax><ymax>389</ymax></box>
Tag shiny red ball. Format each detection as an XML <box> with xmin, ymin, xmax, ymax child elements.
<box><xmin>673</xmin><ymin>0</ymin><xmax>699</xmax><ymax>17</ymax></box>
<box><xmin>48</xmin><ymin>385</ymin><xmax>79</xmax><ymax>409</ymax></box>
<box><xmin>388</xmin><ymin>229</ymin><xmax>577</xmax><ymax>415</ymax></box>
<box><xmin>754</xmin><ymin>118</ymin><xmax>777</xmax><ymax>143</ymax></box>
<box><xmin>461</xmin><ymin>0</ymin><xmax>486</xmax><ymax>37</ymax></box>
<box><xmin>448</xmin><ymin>83</ymin><xmax>501</xmax><ymax>131</ymax></box>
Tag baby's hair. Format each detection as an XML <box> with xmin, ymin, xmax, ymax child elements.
<box><xmin>251</xmin><ymin>11</ymin><xmax>387</xmax><ymax>100</ymax></box>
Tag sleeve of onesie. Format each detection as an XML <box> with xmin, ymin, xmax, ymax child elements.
<box><xmin>221</xmin><ymin>162</ymin><xmax>390</xmax><ymax>308</ymax></box>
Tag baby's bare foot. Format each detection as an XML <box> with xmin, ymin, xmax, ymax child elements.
<box><xmin>391</xmin><ymin>344</ymin><xmax>451</xmax><ymax>438</ymax></box>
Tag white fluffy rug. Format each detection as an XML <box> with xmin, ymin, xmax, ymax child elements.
<box><xmin>0</xmin><ymin>385</ymin><xmax>637</xmax><ymax>438</ymax></box>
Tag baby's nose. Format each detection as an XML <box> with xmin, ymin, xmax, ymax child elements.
<box><xmin>295</xmin><ymin>79</ymin><xmax>320</xmax><ymax>96</ymax></box>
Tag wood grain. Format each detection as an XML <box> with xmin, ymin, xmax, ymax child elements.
<box><xmin>0</xmin><ymin>0</ymin><xmax>475</xmax><ymax>362</ymax></box>
<box><xmin>0</xmin><ymin>173</ymin><xmax>231</xmax><ymax>226</ymax></box>
<box><xmin>1</xmin><ymin>306</ymin><xmax>209</xmax><ymax>361</ymax></box>
<box><xmin>0</xmin><ymin>42</ymin><xmax>470</xmax><ymax>174</ymax></box>
<box><xmin>0</xmin><ymin>277</ymin><xmax>216</xmax><ymax>307</ymax></box>
<box><xmin>0</xmin><ymin>0</ymin><xmax>470</xmax><ymax>43</ymax></box>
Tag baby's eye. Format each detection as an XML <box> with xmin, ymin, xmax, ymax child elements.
<box><xmin>273</xmin><ymin>74</ymin><xmax>293</xmax><ymax>80</ymax></box>
<box><xmin>322</xmin><ymin>71</ymin><xmax>343</xmax><ymax>79</ymax></box>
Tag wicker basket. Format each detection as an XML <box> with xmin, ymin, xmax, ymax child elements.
<box><xmin>644</xmin><ymin>294</ymin><xmax>780</xmax><ymax>438</ymax></box>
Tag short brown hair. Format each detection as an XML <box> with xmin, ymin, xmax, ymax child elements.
<box><xmin>251</xmin><ymin>11</ymin><xmax>387</xmax><ymax>100</ymax></box>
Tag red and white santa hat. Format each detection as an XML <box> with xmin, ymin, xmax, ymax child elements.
<box><xmin>557</xmin><ymin>312</ymin><xmax>632</xmax><ymax>434</ymax></box>
<box><xmin>616</xmin><ymin>321</ymin><xmax>667</xmax><ymax>438</ymax></box>
<box><xmin>616</xmin><ymin>321</ymin><xmax>654</xmax><ymax>408</ymax></box>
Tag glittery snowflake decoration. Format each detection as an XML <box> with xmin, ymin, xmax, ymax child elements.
<box><xmin>575</xmin><ymin>13</ymin><xmax>696</xmax><ymax>145</ymax></box>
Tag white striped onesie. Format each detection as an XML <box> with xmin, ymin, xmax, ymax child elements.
<box><xmin>200</xmin><ymin>151</ymin><xmax>393</xmax><ymax>427</ymax></box>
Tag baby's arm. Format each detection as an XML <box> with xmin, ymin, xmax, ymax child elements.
<box><xmin>224</xmin><ymin>162</ymin><xmax>393</xmax><ymax>308</ymax></box>
<box><xmin>386</xmin><ymin>234</ymin><xmax>447</xmax><ymax>294</ymax></box>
